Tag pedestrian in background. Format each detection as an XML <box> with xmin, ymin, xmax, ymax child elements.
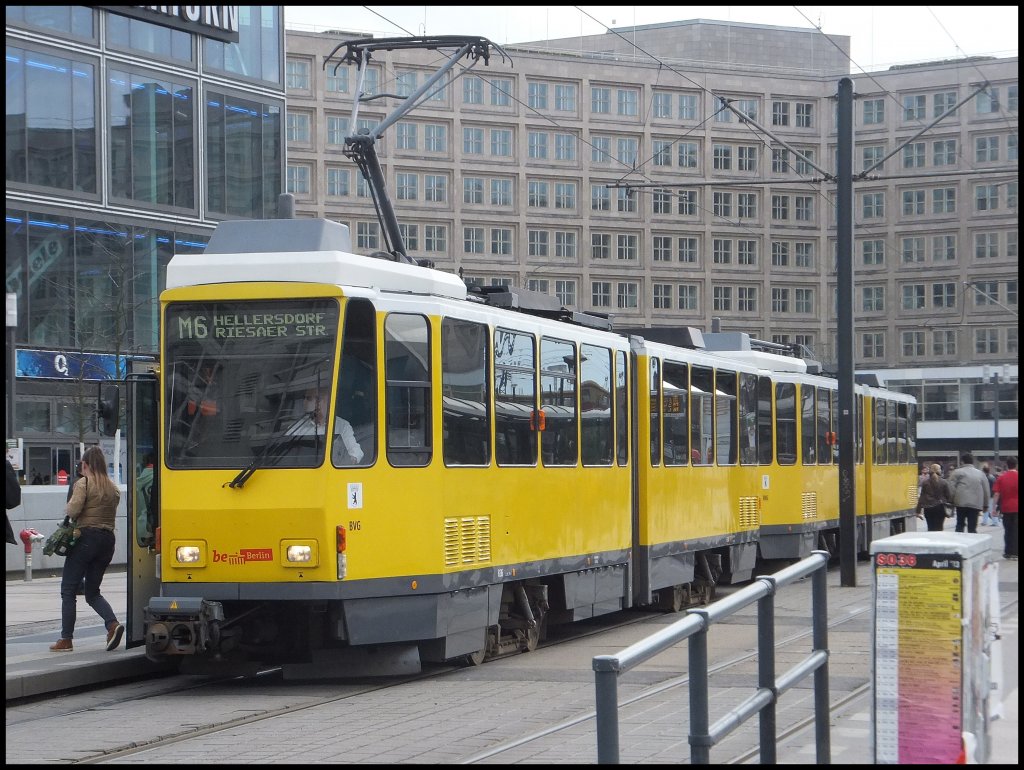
<box><xmin>50</xmin><ymin>445</ymin><xmax>124</xmax><ymax>653</ymax></box>
<box><xmin>917</xmin><ymin>463</ymin><xmax>953</xmax><ymax>532</ymax></box>
<box><xmin>992</xmin><ymin>457</ymin><xmax>1018</xmax><ymax>560</ymax></box>
<box><xmin>5</xmin><ymin>459</ymin><xmax>20</xmax><ymax>545</ymax></box>
<box><xmin>981</xmin><ymin>463</ymin><xmax>998</xmax><ymax>526</ymax></box>
<box><xmin>949</xmin><ymin>452</ymin><xmax>991</xmax><ymax>534</ymax></box>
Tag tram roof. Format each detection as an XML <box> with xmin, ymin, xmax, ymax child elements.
<box><xmin>166</xmin><ymin>218</ymin><xmax>468</xmax><ymax>300</ymax></box>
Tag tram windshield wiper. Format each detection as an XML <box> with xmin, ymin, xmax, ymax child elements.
<box><xmin>226</xmin><ymin>418</ymin><xmax>314</xmax><ymax>488</ymax></box>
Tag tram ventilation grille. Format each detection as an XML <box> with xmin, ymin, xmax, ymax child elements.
<box><xmin>908</xmin><ymin>485</ymin><xmax>919</xmax><ymax>505</ymax></box>
<box><xmin>444</xmin><ymin>516</ymin><xmax>491</xmax><ymax>567</ymax></box>
<box><xmin>738</xmin><ymin>496</ymin><xmax>760</xmax><ymax>529</ymax></box>
<box><xmin>801</xmin><ymin>492</ymin><xmax>818</xmax><ymax>519</ymax></box>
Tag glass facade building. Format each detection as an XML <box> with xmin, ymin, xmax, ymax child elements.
<box><xmin>5</xmin><ymin>6</ymin><xmax>286</xmax><ymax>482</ymax></box>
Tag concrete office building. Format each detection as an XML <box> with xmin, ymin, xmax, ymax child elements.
<box><xmin>5</xmin><ymin>5</ymin><xmax>287</xmax><ymax>482</ymax></box>
<box><xmin>283</xmin><ymin>18</ymin><xmax>1017</xmax><ymax>459</ymax></box>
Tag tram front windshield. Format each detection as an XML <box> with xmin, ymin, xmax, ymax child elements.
<box><xmin>164</xmin><ymin>299</ymin><xmax>340</xmax><ymax>469</ymax></box>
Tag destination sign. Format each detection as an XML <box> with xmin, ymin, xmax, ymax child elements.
<box><xmin>167</xmin><ymin>301</ymin><xmax>339</xmax><ymax>344</ymax></box>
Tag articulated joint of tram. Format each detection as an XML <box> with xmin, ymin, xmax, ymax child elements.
<box><xmin>144</xmin><ymin>596</ymin><xmax>225</xmax><ymax>660</ymax></box>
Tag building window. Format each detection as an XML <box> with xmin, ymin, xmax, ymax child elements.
<box><xmin>528</xmin><ymin>230</ymin><xmax>548</xmax><ymax>257</ymax></box>
<box><xmin>592</xmin><ymin>233</ymin><xmax>611</xmax><ymax>259</ymax></box>
<box><xmin>861</xmin><ymin>145</ymin><xmax>884</xmax><ymax>172</ymax></box>
<box><xmin>771</xmin><ymin>195</ymin><xmax>789</xmax><ymax>221</ymax></box>
<box><xmin>862</xmin><ymin>240</ymin><xmax>884</xmax><ymax>265</ymax></box>
<box><xmin>976</xmin><ymin>87</ymin><xmax>999</xmax><ymax>114</ymax></box>
<box><xmin>795</xmin><ymin>242</ymin><xmax>814</xmax><ymax>268</ymax></box>
<box><xmin>554</xmin><ymin>133</ymin><xmax>576</xmax><ymax>161</ymax></box>
<box><xmin>794</xmin><ymin>196</ymin><xmax>813</xmax><ymax>221</ymax></box>
<box><xmin>396</xmin><ymin>172</ymin><xmax>418</xmax><ymax>201</ymax></box>
<box><xmin>737</xmin><ymin>240</ymin><xmax>757</xmax><ymax>266</ymax></box>
<box><xmin>653</xmin><ymin>191</ymin><xmax>672</xmax><ymax>214</ymax></box>
<box><xmin>396</xmin><ymin>122</ymin><xmax>417</xmax><ymax>150</ymax></box>
<box><xmin>286</xmin><ymin>164</ymin><xmax>309</xmax><ymax>194</ymax></box>
<box><xmin>712</xmin><ymin>192</ymin><xmax>732</xmax><ymax>218</ymax></box>
<box><xmin>527</xmin><ymin>278</ymin><xmax>549</xmax><ymax>293</ymax></box>
<box><xmin>677</xmin><ymin>190</ymin><xmax>697</xmax><ymax>216</ymax></box>
<box><xmin>592</xmin><ymin>281</ymin><xmax>611</xmax><ymax>308</ymax></box>
<box><xmin>902</xmin><ymin>142</ymin><xmax>925</xmax><ymax>168</ymax></box>
<box><xmin>737</xmin><ymin>146</ymin><xmax>757</xmax><ymax>171</ymax></box>
<box><xmin>617</xmin><ymin>282</ymin><xmax>638</xmax><ymax>309</ymax></box>
<box><xmin>713</xmin><ymin>286</ymin><xmax>733</xmax><ymax>311</ymax></box>
<box><xmin>556</xmin><ymin>280</ymin><xmax>576</xmax><ymax>307</ymax></box>
<box><xmin>975</xmin><ymin>136</ymin><xmax>999</xmax><ymax>162</ymax></box>
<box><xmin>425</xmin><ymin>175</ymin><xmax>447</xmax><ymax>203</ymax></box>
<box><xmin>464</xmin><ymin>177</ymin><xmax>483</xmax><ymax>205</ymax></box>
<box><xmin>933</xmin><ymin>91</ymin><xmax>957</xmax><ymax>116</ymax></box>
<box><xmin>617</xmin><ymin>137</ymin><xmax>638</xmax><ymax>167</ymax></box>
<box><xmin>591</xmin><ymin>185</ymin><xmax>610</xmax><ymax>212</ymax></box>
<box><xmin>933</xmin><ymin>139</ymin><xmax>957</xmax><ymax>166</ymax></box>
<box><xmin>326</xmin><ymin>67</ymin><xmax>348</xmax><ymax>94</ymax></box>
<box><xmin>555</xmin><ymin>182</ymin><xmax>576</xmax><ymax>210</ymax></box>
<box><xmin>932</xmin><ymin>234</ymin><xmax>956</xmax><ymax>261</ymax></box>
<box><xmin>738</xmin><ymin>286</ymin><xmax>757</xmax><ymax>312</ymax></box>
<box><xmin>678</xmin><ymin>237</ymin><xmax>698</xmax><ymax>263</ymax></box>
<box><xmin>713</xmin><ymin>239</ymin><xmax>732</xmax><ymax>264</ymax></box>
<box><xmin>974</xmin><ymin>232</ymin><xmax>998</xmax><ymax>258</ymax></box>
<box><xmin>616</xmin><ymin>233</ymin><xmax>638</xmax><ymax>261</ymax></box>
<box><xmin>490</xmin><ymin>178</ymin><xmax>512</xmax><ymax>207</ymax></box>
<box><xmin>490</xmin><ymin>129</ymin><xmax>512</xmax><ymax>157</ymax></box>
<box><xmin>653</xmin><ymin>283</ymin><xmax>673</xmax><ymax>309</ymax></box>
<box><xmin>463</xmin><ymin>127</ymin><xmax>483</xmax><ymax>154</ymax></box>
<box><xmin>901</xmin><ymin>331</ymin><xmax>925</xmax><ymax>357</ymax></box>
<box><xmin>862</xmin><ymin>192</ymin><xmax>884</xmax><ymax>219</ymax></box>
<box><xmin>902</xmin><ymin>284</ymin><xmax>926</xmax><ymax>310</ymax></box>
<box><xmin>932</xmin><ymin>282</ymin><xmax>956</xmax><ymax>308</ymax></box>
<box><xmin>678</xmin><ymin>142</ymin><xmax>698</xmax><ymax>169</ymax></box>
<box><xmin>490</xmin><ymin>77</ymin><xmax>513</xmax><ymax>106</ymax></box>
<box><xmin>591</xmin><ymin>87</ymin><xmax>610</xmax><ymax>114</ymax></box>
<box><xmin>795</xmin><ymin>102</ymin><xmax>813</xmax><ymax>127</ymax></box>
<box><xmin>555</xmin><ymin>231</ymin><xmax>577</xmax><ymax>259</ymax></box>
<box><xmin>863</xmin><ymin>99</ymin><xmax>884</xmax><ymax>125</ymax></box>
<box><xmin>771</xmin><ymin>287</ymin><xmax>790</xmax><ymax>313</ymax></box>
<box><xmin>286</xmin><ymin>112</ymin><xmax>310</xmax><ymax>142</ymax></box>
<box><xmin>713</xmin><ymin>144</ymin><xmax>732</xmax><ymax>170</ymax></box>
<box><xmin>395</xmin><ymin>70</ymin><xmax>417</xmax><ymax>98</ymax></box>
<box><xmin>771</xmin><ymin>241</ymin><xmax>790</xmax><ymax>267</ymax></box>
<box><xmin>616</xmin><ymin>188</ymin><xmax>636</xmax><ymax>213</ymax></box>
<box><xmin>795</xmin><ymin>288</ymin><xmax>813</xmax><ymax>314</ymax></box>
<box><xmin>653</xmin><ymin>236</ymin><xmax>672</xmax><ymax>262</ymax></box>
<box><xmin>902</xmin><ymin>190</ymin><xmax>925</xmax><ymax>216</ymax></box>
<box><xmin>973</xmin><ymin>281</ymin><xmax>999</xmax><ymax>306</ymax></box>
<box><xmin>862</xmin><ymin>286</ymin><xmax>884</xmax><ymax>312</ymax></box>
<box><xmin>326</xmin><ymin>168</ymin><xmax>349</xmax><ymax>197</ymax></box>
<box><xmin>356</xmin><ymin>221</ymin><xmax>380</xmax><ymax>250</ymax></box>
<box><xmin>286</xmin><ymin>59</ymin><xmax>310</xmax><ymax>89</ymax></box>
<box><xmin>555</xmin><ymin>84</ymin><xmax>576</xmax><ymax>111</ymax></box>
<box><xmin>679</xmin><ymin>94</ymin><xmax>697</xmax><ymax>120</ymax></box>
<box><xmin>772</xmin><ymin>101</ymin><xmax>790</xmax><ymax>126</ymax></box>
<box><xmin>527</xmin><ymin>81</ymin><xmax>548</xmax><ymax>109</ymax></box>
<box><xmin>591</xmin><ymin>136</ymin><xmax>611</xmax><ymax>163</ymax></box>
<box><xmin>974</xmin><ymin>184</ymin><xmax>999</xmax><ymax>211</ymax></box>
<box><xmin>490</xmin><ymin>228</ymin><xmax>512</xmax><ymax>255</ymax></box>
<box><xmin>678</xmin><ymin>285</ymin><xmax>698</xmax><ymax>310</ymax></box>
<box><xmin>932</xmin><ymin>187</ymin><xmax>956</xmax><ymax>214</ymax></box>
<box><xmin>901</xmin><ymin>237</ymin><xmax>924</xmax><ymax>263</ymax></box>
<box><xmin>399</xmin><ymin>223</ymin><xmax>418</xmax><ymax>251</ymax></box>
<box><xmin>714</xmin><ymin>96</ymin><xmax>732</xmax><ymax>122</ymax></box>
<box><xmin>653</xmin><ymin>140</ymin><xmax>672</xmax><ymax>166</ymax></box>
<box><xmin>653</xmin><ymin>92</ymin><xmax>672</xmax><ymax>118</ymax></box>
<box><xmin>974</xmin><ymin>329</ymin><xmax>999</xmax><ymax>354</ymax></box>
<box><xmin>932</xmin><ymin>330</ymin><xmax>956</xmax><ymax>356</ymax></box>
<box><xmin>617</xmin><ymin>88</ymin><xmax>639</xmax><ymax>116</ymax></box>
<box><xmin>464</xmin><ymin>227</ymin><xmax>484</xmax><ymax>254</ymax></box>
<box><xmin>772</xmin><ymin>149</ymin><xmax>790</xmax><ymax>173</ymax></box>
<box><xmin>737</xmin><ymin>193</ymin><xmax>757</xmax><ymax>219</ymax></box>
<box><xmin>862</xmin><ymin>332</ymin><xmax>885</xmax><ymax>359</ymax></box>
<box><xmin>903</xmin><ymin>94</ymin><xmax>926</xmax><ymax>120</ymax></box>
<box><xmin>528</xmin><ymin>132</ymin><xmax>548</xmax><ymax>160</ymax></box>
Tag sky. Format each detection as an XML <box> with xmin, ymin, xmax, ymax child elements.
<box><xmin>283</xmin><ymin>5</ymin><xmax>1018</xmax><ymax>72</ymax></box>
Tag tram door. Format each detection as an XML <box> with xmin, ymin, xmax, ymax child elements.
<box><xmin>124</xmin><ymin>373</ymin><xmax>160</xmax><ymax>647</ymax></box>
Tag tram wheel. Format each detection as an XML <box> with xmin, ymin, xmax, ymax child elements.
<box><xmin>524</xmin><ymin>622</ymin><xmax>540</xmax><ymax>653</ymax></box>
<box><xmin>462</xmin><ymin>648</ymin><xmax>486</xmax><ymax>666</ymax></box>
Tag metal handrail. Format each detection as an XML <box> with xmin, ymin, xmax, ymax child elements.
<box><xmin>593</xmin><ymin>550</ymin><xmax>831</xmax><ymax>764</ymax></box>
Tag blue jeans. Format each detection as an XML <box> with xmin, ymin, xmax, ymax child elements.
<box><xmin>60</xmin><ymin>527</ymin><xmax>117</xmax><ymax>640</ymax></box>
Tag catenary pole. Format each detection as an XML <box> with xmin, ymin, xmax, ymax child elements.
<box><xmin>837</xmin><ymin>78</ymin><xmax>856</xmax><ymax>587</ymax></box>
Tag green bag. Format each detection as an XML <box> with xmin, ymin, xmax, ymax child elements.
<box><xmin>43</xmin><ymin>516</ymin><xmax>79</xmax><ymax>557</ymax></box>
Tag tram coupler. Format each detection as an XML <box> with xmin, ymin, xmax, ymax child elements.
<box><xmin>144</xmin><ymin>596</ymin><xmax>224</xmax><ymax>660</ymax></box>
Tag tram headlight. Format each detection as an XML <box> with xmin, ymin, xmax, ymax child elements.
<box><xmin>175</xmin><ymin>546</ymin><xmax>201</xmax><ymax>564</ymax></box>
<box><xmin>281</xmin><ymin>540</ymin><xmax>318</xmax><ymax>567</ymax></box>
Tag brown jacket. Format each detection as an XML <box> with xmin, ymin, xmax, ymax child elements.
<box><xmin>66</xmin><ymin>476</ymin><xmax>119</xmax><ymax>531</ymax></box>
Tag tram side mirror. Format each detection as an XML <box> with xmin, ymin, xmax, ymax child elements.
<box><xmin>98</xmin><ymin>383</ymin><xmax>120</xmax><ymax>436</ymax></box>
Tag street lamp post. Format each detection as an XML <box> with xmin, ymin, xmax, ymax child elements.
<box><xmin>984</xmin><ymin>364</ymin><xmax>1010</xmax><ymax>464</ymax></box>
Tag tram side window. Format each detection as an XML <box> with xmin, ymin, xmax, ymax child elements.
<box><xmin>540</xmin><ymin>337</ymin><xmax>577</xmax><ymax>466</ymax></box>
<box><xmin>874</xmin><ymin>398</ymin><xmax>886</xmax><ymax>464</ymax></box>
<box><xmin>739</xmin><ymin>373</ymin><xmax>758</xmax><ymax>465</ymax></box>
<box><xmin>385</xmin><ymin>314</ymin><xmax>431</xmax><ymax>466</ymax></box>
<box><xmin>907</xmin><ymin>402</ymin><xmax>917</xmax><ymax>464</ymax></box>
<box><xmin>662</xmin><ymin>361</ymin><xmax>688</xmax><ymax>466</ymax></box>
<box><xmin>886</xmin><ymin>400</ymin><xmax>897</xmax><ymax>466</ymax></box>
<box><xmin>776</xmin><ymin>382</ymin><xmax>797</xmax><ymax>465</ymax></box>
<box><xmin>801</xmin><ymin>384</ymin><xmax>816</xmax><ymax>464</ymax></box>
<box><xmin>442</xmin><ymin>318</ymin><xmax>490</xmax><ymax>466</ymax></box>
<box><xmin>691</xmin><ymin>366</ymin><xmax>714</xmax><ymax>465</ymax></box>
<box><xmin>716</xmin><ymin>370</ymin><xmax>738</xmax><ymax>465</ymax></box>
<box><xmin>649</xmin><ymin>358</ymin><xmax>661</xmax><ymax>466</ymax></box>
<box><xmin>615</xmin><ymin>351</ymin><xmax>628</xmax><ymax>466</ymax></box>
<box><xmin>335</xmin><ymin>298</ymin><xmax>376</xmax><ymax>467</ymax></box>
<box><xmin>830</xmin><ymin>390</ymin><xmax>839</xmax><ymax>463</ymax></box>
<box><xmin>816</xmin><ymin>388</ymin><xmax>831</xmax><ymax>465</ymax></box>
<box><xmin>580</xmin><ymin>344</ymin><xmax>613</xmax><ymax>466</ymax></box>
<box><xmin>855</xmin><ymin>394</ymin><xmax>863</xmax><ymax>464</ymax></box>
<box><xmin>494</xmin><ymin>328</ymin><xmax>537</xmax><ymax>466</ymax></box>
<box><xmin>757</xmin><ymin>375</ymin><xmax>773</xmax><ymax>465</ymax></box>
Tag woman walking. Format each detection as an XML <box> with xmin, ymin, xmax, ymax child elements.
<box><xmin>49</xmin><ymin>446</ymin><xmax>124</xmax><ymax>652</ymax></box>
<box><xmin>917</xmin><ymin>463</ymin><xmax>953</xmax><ymax>532</ymax></box>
